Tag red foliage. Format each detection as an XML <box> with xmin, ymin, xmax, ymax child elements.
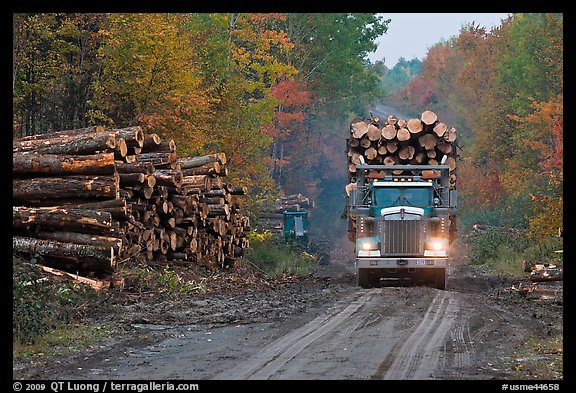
<box><xmin>540</xmin><ymin>116</ymin><xmax>563</xmax><ymax>173</ymax></box>
<box><xmin>271</xmin><ymin>79</ymin><xmax>312</xmax><ymax>107</ymax></box>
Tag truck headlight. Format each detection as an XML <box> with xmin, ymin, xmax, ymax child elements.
<box><xmin>361</xmin><ymin>240</ymin><xmax>379</xmax><ymax>251</ymax></box>
<box><xmin>426</xmin><ymin>237</ymin><xmax>447</xmax><ymax>251</ymax></box>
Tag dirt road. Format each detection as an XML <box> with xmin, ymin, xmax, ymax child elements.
<box><xmin>14</xmin><ymin>251</ymin><xmax>562</xmax><ymax>381</ymax></box>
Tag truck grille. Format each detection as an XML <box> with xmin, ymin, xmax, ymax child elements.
<box><xmin>380</xmin><ymin>212</ymin><xmax>423</xmax><ymax>256</ymax></box>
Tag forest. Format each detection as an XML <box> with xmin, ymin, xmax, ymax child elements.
<box><xmin>381</xmin><ymin>13</ymin><xmax>563</xmax><ymax>267</ymax></box>
<box><xmin>13</xmin><ymin>13</ymin><xmax>563</xmax><ymax>268</ymax></box>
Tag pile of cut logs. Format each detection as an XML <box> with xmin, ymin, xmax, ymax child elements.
<box><xmin>13</xmin><ymin>125</ymin><xmax>251</xmax><ymax>280</ymax></box>
<box><xmin>347</xmin><ymin>109</ymin><xmax>457</xmax><ymax>188</ymax></box>
<box><xmin>257</xmin><ymin>194</ymin><xmax>314</xmax><ymax>235</ymax></box>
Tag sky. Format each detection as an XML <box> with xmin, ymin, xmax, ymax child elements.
<box><xmin>368</xmin><ymin>13</ymin><xmax>512</xmax><ymax>68</ymax></box>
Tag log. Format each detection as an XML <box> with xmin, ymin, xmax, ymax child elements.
<box><xmin>360</xmin><ymin>137</ymin><xmax>371</xmax><ymax>149</ymax></box>
<box><xmin>13</xmin><ymin>152</ymin><xmax>115</xmax><ymax>175</ymax></box>
<box><xmin>153</xmin><ymin>169</ymin><xmax>183</xmax><ymax>188</ymax></box>
<box><xmin>418</xmin><ymin>134</ymin><xmax>438</xmax><ymax>150</ymax></box>
<box><xmin>115</xmin><ymin>162</ymin><xmax>155</xmax><ymax>174</ymax></box>
<box><xmin>398</xmin><ymin>145</ymin><xmax>416</xmax><ymax>161</ymax></box>
<box><xmin>106</xmin><ymin>126</ymin><xmax>144</xmax><ymax>148</ymax></box>
<box><xmin>207</xmin><ymin>204</ymin><xmax>230</xmax><ymax>219</ymax></box>
<box><xmin>421</xmin><ymin>110</ymin><xmax>437</xmax><ymax>125</ymax></box>
<box><xmin>13</xmin><ymin>236</ymin><xmax>115</xmax><ymax>269</ymax></box>
<box><xmin>365</xmin><ymin>147</ymin><xmax>378</xmax><ymax>160</ymax></box>
<box><xmin>181</xmin><ymin>162</ymin><xmax>221</xmax><ymax>177</ymax></box>
<box><xmin>351</xmin><ymin>119</ymin><xmax>369</xmax><ymax>139</ymax></box>
<box><xmin>51</xmin><ymin>198</ymin><xmax>128</xmax><ymax>219</ymax></box>
<box><xmin>445</xmin><ymin>127</ymin><xmax>457</xmax><ymax>143</ymax></box>
<box><xmin>407</xmin><ymin>119</ymin><xmax>423</xmax><ymax>135</ymax></box>
<box><xmin>13</xmin><ymin>174</ymin><xmax>119</xmax><ymax>200</ymax></box>
<box><xmin>148</xmin><ymin>139</ymin><xmax>176</xmax><ymax>153</ymax></box>
<box><xmin>386</xmin><ymin>115</ymin><xmax>398</xmax><ymax>126</ymax></box>
<box><xmin>396</xmin><ymin>127</ymin><xmax>411</xmax><ymax>142</ymax></box>
<box><xmin>114</xmin><ymin>138</ymin><xmax>128</xmax><ymax>157</ymax></box>
<box><xmin>381</xmin><ymin>124</ymin><xmax>397</xmax><ymax>140</ymax></box>
<box><xmin>13</xmin><ymin>132</ymin><xmax>116</xmax><ymax>155</ymax></box>
<box><xmin>13</xmin><ymin>206</ymin><xmax>115</xmax><ymax>233</ymax></box>
<box><xmin>182</xmin><ymin>175</ymin><xmax>211</xmax><ymax>191</ymax></box>
<box><xmin>227</xmin><ymin>186</ymin><xmax>248</xmax><ymax>195</ymax></box>
<box><xmin>142</xmin><ymin>132</ymin><xmax>162</xmax><ymax>149</ymax></box>
<box><xmin>13</xmin><ymin>126</ymin><xmax>105</xmax><ymax>141</ymax></box>
<box><xmin>444</xmin><ymin>156</ymin><xmax>457</xmax><ymax>172</ymax></box>
<box><xmin>366</xmin><ymin>124</ymin><xmax>381</xmax><ymax>141</ymax></box>
<box><xmin>386</xmin><ymin>141</ymin><xmax>398</xmax><ymax>154</ymax></box>
<box><xmin>136</xmin><ymin>152</ymin><xmax>177</xmax><ymax>166</ymax></box>
<box><xmin>37</xmin><ymin>264</ymin><xmax>111</xmax><ymax>291</ymax></box>
<box><xmin>179</xmin><ymin>153</ymin><xmax>227</xmax><ymax>169</ymax></box>
<box><xmin>433</xmin><ymin>122</ymin><xmax>448</xmax><ymax>137</ymax></box>
<box><xmin>119</xmin><ymin>172</ymin><xmax>146</xmax><ymax>186</ymax></box>
<box><xmin>436</xmin><ymin>141</ymin><xmax>453</xmax><ymax>155</ymax></box>
<box><xmin>34</xmin><ymin>231</ymin><xmax>123</xmax><ymax>254</ymax></box>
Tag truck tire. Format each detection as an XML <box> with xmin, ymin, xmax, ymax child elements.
<box><xmin>433</xmin><ymin>268</ymin><xmax>447</xmax><ymax>290</ymax></box>
<box><xmin>358</xmin><ymin>268</ymin><xmax>379</xmax><ymax>288</ymax></box>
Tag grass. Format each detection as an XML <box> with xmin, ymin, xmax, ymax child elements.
<box><xmin>13</xmin><ymin>323</ymin><xmax>116</xmax><ymax>362</ymax></box>
<box><xmin>244</xmin><ymin>230</ymin><xmax>316</xmax><ymax>279</ymax></box>
<box><xmin>463</xmin><ymin>226</ymin><xmax>562</xmax><ymax>276</ymax></box>
<box><xmin>510</xmin><ymin>335</ymin><xmax>563</xmax><ymax>379</ymax></box>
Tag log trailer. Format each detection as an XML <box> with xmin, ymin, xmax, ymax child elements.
<box><xmin>347</xmin><ymin>163</ymin><xmax>456</xmax><ymax>289</ymax></box>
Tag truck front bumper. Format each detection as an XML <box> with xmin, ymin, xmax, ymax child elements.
<box><xmin>356</xmin><ymin>257</ymin><xmax>449</xmax><ymax>269</ymax></box>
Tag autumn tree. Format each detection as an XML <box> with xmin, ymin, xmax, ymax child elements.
<box><xmin>13</xmin><ymin>13</ymin><xmax>109</xmax><ymax>137</ymax></box>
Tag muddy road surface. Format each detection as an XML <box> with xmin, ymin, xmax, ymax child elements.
<box><xmin>14</xmin><ymin>248</ymin><xmax>562</xmax><ymax>381</ymax></box>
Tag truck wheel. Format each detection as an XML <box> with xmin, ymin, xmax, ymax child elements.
<box><xmin>358</xmin><ymin>268</ymin><xmax>379</xmax><ymax>288</ymax></box>
<box><xmin>434</xmin><ymin>268</ymin><xmax>447</xmax><ymax>290</ymax></box>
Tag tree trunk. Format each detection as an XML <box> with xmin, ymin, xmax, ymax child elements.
<box><xmin>407</xmin><ymin>118</ymin><xmax>423</xmax><ymax>135</ymax></box>
<box><xmin>106</xmin><ymin>126</ymin><xmax>144</xmax><ymax>148</ymax></box>
<box><xmin>13</xmin><ymin>174</ymin><xmax>119</xmax><ymax>200</ymax></box>
<box><xmin>351</xmin><ymin>119</ymin><xmax>369</xmax><ymax>139</ymax></box>
<box><xmin>421</xmin><ymin>110</ymin><xmax>437</xmax><ymax>125</ymax></box>
<box><xmin>398</xmin><ymin>145</ymin><xmax>415</xmax><ymax>161</ymax></box>
<box><xmin>13</xmin><ymin>236</ymin><xmax>115</xmax><ymax>270</ymax></box>
<box><xmin>179</xmin><ymin>153</ymin><xmax>227</xmax><ymax>169</ymax></box>
<box><xmin>13</xmin><ymin>206</ymin><xmax>115</xmax><ymax>233</ymax></box>
<box><xmin>14</xmin><ymin>132</ymin><xmax>116</xmax><ymax>155</ymax></box>
<box><xmin>115</xmin><ymin>161</ymin><xmax>155</xmax><ymax>175</ymax></box>
<box><xmin>34</xmin><ymin>231</ymin><xmax>123</xmax><ymax>254</ymax></box>
<box><xmin>366</xmin><ymin>124</ymin><xmax>381</xmax><ymax>141</ymax></box>
<box><xmin>397</xmin><ymin>127</ymin><xmax>411</xmax><ymax>142</ymax></box>
<box><xmin>433</xmin><ymin>122</ymin><xmax>447</xmax><ymax>137</ymax></box>
<box><xmin>14</xmin><ymin>126</ymin><xmax>105</xmax><ymax>141</ymax></box>
<box><xmin>418</xmin><ymin>134</ymin><xmax>438</xmax><ymax>150</ymax></box>
<box><xmin>13</xmin><ymin>152</ymin><xmax>115</xmax><ymax>175</ymax></box>
<box><xmin>381</xmin><ymin>124</ymin><xmax>397</xmax><ymax>140</ymax></box>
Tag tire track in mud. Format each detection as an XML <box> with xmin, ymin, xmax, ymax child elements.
<box><xmin>213</xmin><ymin>290</ymin><xmax>379</xmax><ymax>380</ymax></box>
<box><xmin>373</xmin><ymin>291</ymin><xmax>463</xmax><ymax>380</ymax></box>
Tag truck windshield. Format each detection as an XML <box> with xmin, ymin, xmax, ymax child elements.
<box><xmin>373</xmin><ymin>186</ymin><xmax>431</xmax><ymax>208</ymax></box>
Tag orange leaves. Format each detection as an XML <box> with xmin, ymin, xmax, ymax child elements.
<box><xmin>270</xmin><ymin>79</ymin><xmax>311</xmax><ymax>107</ymax></box>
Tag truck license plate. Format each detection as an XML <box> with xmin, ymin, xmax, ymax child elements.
<box><xmin>415</xmin><ymin>259</ymin><xmax>426</xmax><ymax>266</ymax></box>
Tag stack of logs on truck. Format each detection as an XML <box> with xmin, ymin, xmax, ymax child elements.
<box><xmin>346</xmin><ymin>110</ymin><xmax>458</xmax><ymax>241</ymax></box>
<box><xmin>13</xmin><ymin>126</ymin><xmax>251</xmax><ymax>286</ymax></box>
<box><xmin>347</xmin><ymin>110</ymin><xmax>457</xmax><ymax>180</ymax></box>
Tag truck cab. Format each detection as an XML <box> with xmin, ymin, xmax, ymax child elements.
<box><xmin>349</xmin><ymin>165</ymin><xmax>456</xmax><ymax>289</ymax></box>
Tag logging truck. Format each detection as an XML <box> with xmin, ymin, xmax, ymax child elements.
<box><xmin>345</xmin><ymin>111</ymin><xmax>458</xmax><ymax>289</ymax></box>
